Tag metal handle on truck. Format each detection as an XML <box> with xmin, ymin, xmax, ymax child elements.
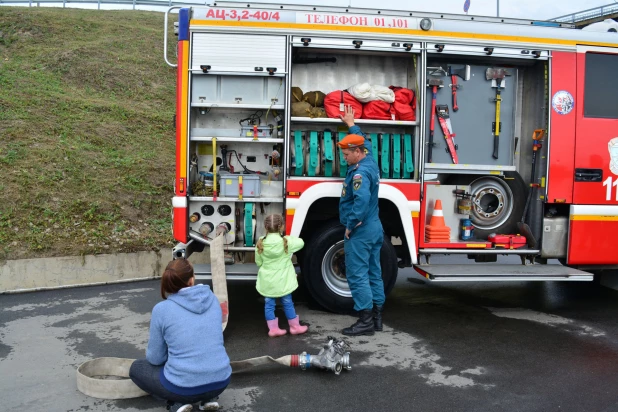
<box><xmin>164</xmin><ymin>6</ymin><xmax>183</xmax><ymax>68</ymax></box>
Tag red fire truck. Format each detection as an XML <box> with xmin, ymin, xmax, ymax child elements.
<box><xmin>164</xmin><ymin>3</ymin><xmax>618</xmax><ymax>313</ymax></box>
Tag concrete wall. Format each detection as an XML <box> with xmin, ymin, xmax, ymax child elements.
<box><xmin>0</xmin><ymin>248</ymin><xmax>211</xmax><ymax>293</ymax></box>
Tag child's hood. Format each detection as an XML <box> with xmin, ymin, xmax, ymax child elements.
<box><xmin>260</xmin><ymin>234</ymin><xmax>288</xmax><ymax>259</ymax></box>
<box><xmin>166</xmin><ymin>284</ymin><xmax>215</xmax><ymax>314</ymax></box>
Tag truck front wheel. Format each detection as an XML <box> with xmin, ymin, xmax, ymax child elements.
<box><xmin>302</xmin><ymin>222</ymin><xmax>398</xmax><ymax>314</ymax></box>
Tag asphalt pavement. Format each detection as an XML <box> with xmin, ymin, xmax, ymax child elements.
<box><xmin>2</xmin><ymin>259</ymin><xmax>618</xmax><ymax>412</ymax></box>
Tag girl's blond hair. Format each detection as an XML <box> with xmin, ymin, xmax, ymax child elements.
<box><xmin>256</xmin><ymin>214</ymin><xmax>287</xmax><ymax>254</ymax></box>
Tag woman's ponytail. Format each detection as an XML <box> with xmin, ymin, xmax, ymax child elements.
<box><xmin>256</xmin><ymin>237</ymin><xmax>265</xmax><ymax>254</ymax></box>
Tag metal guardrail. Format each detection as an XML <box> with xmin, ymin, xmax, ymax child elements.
<box><xmin>551</xmin><ymin>3</ymin><xmax>618</xmax><ymax>24</ymax></box>
<box><xmin>0</xmin><ymin>0</ymin><xmax>205</xmax><ymax>10</ymax></box>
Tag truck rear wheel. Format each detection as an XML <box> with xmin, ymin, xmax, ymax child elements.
<box><xmin>446</xmin><ymin>172</ymin><xmax>527</xmax><ymax>239</ymax></box>
<box><xmin>302</xmin><ymin>222</ymin><xmax>398</xmax><ymax>314</ymax></box>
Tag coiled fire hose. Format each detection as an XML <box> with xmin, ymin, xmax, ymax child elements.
<box><xmin>76</xmin><ymin>232</ymin><xmax>352</xmax><ymax>400</ymax></box>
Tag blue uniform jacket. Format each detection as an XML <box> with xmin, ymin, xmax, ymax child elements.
<box><xmin>339</xmin><ymin>126</ymin><xmax>381</xmax><ymax>233</ymax></box>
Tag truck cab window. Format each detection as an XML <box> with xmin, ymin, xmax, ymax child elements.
<box><xmin>584</xmin><ymin>52</ymin><xmax>618</xmax><ymax>119</ymax></box>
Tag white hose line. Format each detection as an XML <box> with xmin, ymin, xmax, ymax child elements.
<box><xmin>76</xmin><ymin>355</ymin><xmax>294</xmax><ymax>400</ymax></box>
<box><xmin>76</xmin><ymin>358</ymin><xmax>148</xmax><ymax>400</ymax></box>
<box><xmin>210</xmin><ymin>233</ymin><xmax>229</xmax><ymax>330</ymax></box>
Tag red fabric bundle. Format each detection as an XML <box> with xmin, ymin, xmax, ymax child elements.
<box><xmin>362</xmin><ymin>100</ymin><xmax>396</xmax><ymax>120</ymax></box>
<box><xmin>324</xmin><ymin>90</ymin><xmax>363</xmax><ymax>119</ymax></box>
<box><xmin>389</xmin><ymin>86</ymin><xmax>417</xmax><ymax>121</ymax></box>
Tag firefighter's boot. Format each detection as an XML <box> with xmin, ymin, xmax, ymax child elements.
<box><xmin>267</xmin><ymin>318</ymin><xmax>287</xmax><ymax>337</ymax></box>
<box><xmin>373</xmin><ymin>304</ymin><xmax>383</xmax><ymax>331</ymax></box>
<box><xmin>342</xmin><ymin>310</ymin><xmax>375</xmax><ymax>336</ymax></box>
<box><xmin>288</xmin><ymin>316</ymin><xmax>308</xmax><ymax>335</ymax></box>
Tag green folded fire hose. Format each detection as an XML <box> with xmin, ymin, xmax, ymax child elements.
<box><xmin>309</xmin><ymin>131</ymin><xmax>319</xmax><ymax>177</ymax></box>
<box><xmin>381</xmin><ymin>133</ymin><xmax>390</xmax><ymax>179</ymax></box>
<box><xmin>403</xmin><ymin>133</ymin><xmax>414</xmax><ymax>178</ymax></box>
<box><xmin>338</xmin><ymin>132</ymin><xmax>347</xmax><ymax>177</ymax></box>
<box><xmin>392</xmin><ymin>134</ymin><xmax>401</xmax><ymax>179</ymax></box>
<box><xmin>294</xmin><ymin>130</ymin><xmax>304</xmax><ymax>176</ymax></box>
<box><xmin>323</xmin><ymin>131</ymin><xmax>333</xmax><ymax>177</ymax></box>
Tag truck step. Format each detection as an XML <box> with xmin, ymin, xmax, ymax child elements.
<box><xmin>194</xmin><ymin>263</ymin><xmax>258</xmax><ymax>281</ymax></box>
<box><xmin>413</xmin><ymin>264</ymin><xmax>593</xmax><ymax>282</ymax></box>
<box><xmin>419</xmin><ymin>248</ymin><xmax>540</xmax><ymax>255</ymax></box>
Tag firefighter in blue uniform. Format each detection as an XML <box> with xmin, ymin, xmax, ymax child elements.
<box><xmin>337</xmin><ymin>106</ymin><xmax>385</xmax><ymax>337</ymax></box>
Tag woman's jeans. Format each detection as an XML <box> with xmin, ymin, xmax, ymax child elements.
<box><xmin>264</xmin><ymin>293</ymin><xmax>297</xmax><ymax>321</ymax></box>
<box><xmin>129</xmin><ymin>359</ymin><xmax>227</xmax><ymax>405</ymax></box>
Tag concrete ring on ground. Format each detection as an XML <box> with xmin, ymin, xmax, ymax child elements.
<box><xmin>76</xmin><ymin>357</ymin><xmax>148</xmax><ymax>399</ymax></box>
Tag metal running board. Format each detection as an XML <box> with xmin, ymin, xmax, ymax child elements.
<box><xmin>420</xmin><ymin>248</ymin><xmax>540</xmax><ymax>255</ymax></box>
<box><xmin>413</xmin><ymin>264</ymin><xmax>594</xmax><ymax>282</ymax></box>
<box><xmin>194</xmin><ymin>263</ymin><xmax>258</xmax><ymax>281</ymax></box>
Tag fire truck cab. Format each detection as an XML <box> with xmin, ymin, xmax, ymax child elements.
<box><xmin>165</xmin><ymin>3</ymin><xmax>618</xmax><ymax>313</ymax></box>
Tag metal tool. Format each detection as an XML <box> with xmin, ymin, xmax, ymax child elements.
<box><xmin>486</xmin><ymin>68</ymin><xmax>511</xmax><ymax>159</ymax></box>
<box><xmin>435</xmin><ymin>104</ymin><xmax>459</xmax><ymax>164</ymax></box>
<box><xmin>212</xmin><ymin>138</ymin><xmax>218</xmax><ymax>200</ymax></box>
<box><xmin>448</xmin><ymin>65</ymin><xmax>470</xmax><ymax>112</ymax></box>
<box><xmin>517</xmin><ymin>129</ymin><xmax>545</xmax><ymax>248</ymax></box>
<box><xmin>427</xmin><ymin>66</ymin><xmax>449</xmax><ymax>77</ymax></box>
<box><xmin>427</xmin><ymin>78</ymin><xmax>444</xmax><ymax>163</ymax></box>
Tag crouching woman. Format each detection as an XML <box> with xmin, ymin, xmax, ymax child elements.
<box><xmin>130</xmin><ymin>259</ymin><xmax>231</xmax><ymax>412</ymax></box>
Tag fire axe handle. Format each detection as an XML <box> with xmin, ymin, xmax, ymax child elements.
<box><xmin>451</xmin><ymin>75</ymin><xmax>458</xmax><ymax>112</ymax></box>
<box><xmin>428</xmin><ymin>86</ymin><xmax>438</xmax><ymax>163</ymax></box>
<box><xmin>492</xmin><ymin>87</ymin><xmax>502</xmax><ymax>160</ymax></box>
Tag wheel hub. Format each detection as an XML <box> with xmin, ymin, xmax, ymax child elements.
<box><xmin>475</xmin><ymin>188</ymin><xmax>504</xmax><ymax>217</ymax></box>
<box><xmin>321</xmin><ymin>241</ymin><xmax>352</xmax><ymax>298</ymax></box>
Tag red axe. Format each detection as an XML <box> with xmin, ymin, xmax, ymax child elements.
<box><xmin>448</xmin><ymin>65</ymin><xmax>470</xmax><ymax>112</ymax></box>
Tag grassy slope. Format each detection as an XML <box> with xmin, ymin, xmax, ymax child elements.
<box><xmin>0</xmin><ymin>7</ymin><xmax>178</xmax><ymax>261</ymax></box>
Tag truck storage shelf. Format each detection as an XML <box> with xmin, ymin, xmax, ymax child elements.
<box><xmin>189</xmin><ymin>196</ymin><xmax>284</xmax><ymax>202</ymax></box>
<box><xmin>290</xmin><ymin>117</ymin><xmax>417</xmax><ymax>126</ymax></box>
<box><xmin>191</xmin><ymin>103</ymin><xmax>285</xmax><ymax>110</ymax></box>
<box><xmin>190</xmin><ymin>136</ymin><xmax>284</xmax><ymax>143</ymax></box>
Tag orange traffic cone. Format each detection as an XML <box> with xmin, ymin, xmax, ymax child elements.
<box><xmin>425</xmin><ymin>199</ymin><xmax>451</xmax><ymax>243</ymax></box>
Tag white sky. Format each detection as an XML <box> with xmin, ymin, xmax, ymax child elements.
<box><xmin>13</xmin><ymin>0</ymin><xmax>618</xmax><ymax>20</ymax></box>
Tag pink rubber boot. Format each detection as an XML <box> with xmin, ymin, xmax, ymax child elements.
<box><xmin>288</xmin><ymin>316</ymin><xmax>308</xmax><ymax>335</ymax></box>
<box><xmin>267</xmin><ymin>318</ymin><xmax>287</xmax><ymax>337</ymax></box>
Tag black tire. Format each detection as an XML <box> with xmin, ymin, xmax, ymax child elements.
<box><xmin>446</xmin><ymin>171</ymin><xmax>528</xmax><ymax>239</ymax></box>
<box><xmin>302</xmin><ymin>221</ymin><xmax>398</xmax><ymax>314</ymax></box>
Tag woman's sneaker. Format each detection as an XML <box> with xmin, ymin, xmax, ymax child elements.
<box><xmin>199</xmin><ymin>401</ymin><xmax>220</xmax><ymax>410</ymax></box>
<box><xmin>168</xmin><ymin>403</ymin><xmax>193</xmax><ymax>412</ymax></box>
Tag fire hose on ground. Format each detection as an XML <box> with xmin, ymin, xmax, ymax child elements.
<box><xmin>76</xmin><ymin>232</ymin><xmax>352</xmax><ymax>400</ymax></box>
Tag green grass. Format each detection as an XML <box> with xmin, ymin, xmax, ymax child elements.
<box><xmin>0</xmin><ymin>7</ymin><xmax>178</xmax><ymax>260</ymax></box>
